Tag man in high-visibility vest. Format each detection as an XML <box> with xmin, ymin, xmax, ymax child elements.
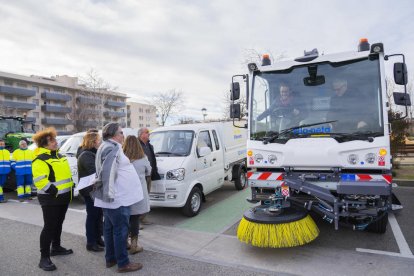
<box><xmin>0</xmin><ymin>139</ymin><xmax>11</xmax><ymax>203</ymax></box>
<box><xmin>11</xmin><ymin>139</ymin><xmax>34</xmax><ymax>201</ymax></box>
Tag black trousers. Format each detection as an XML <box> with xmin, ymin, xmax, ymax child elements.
<box><xmin>40</xmin><ymin>204</ymin><xmax>69</xmax><ymax>257</ymax></box>
<box><xmin>129</xmin><ymin>215</ymin><xmax>140</xmax><ymax>237</ymax></box>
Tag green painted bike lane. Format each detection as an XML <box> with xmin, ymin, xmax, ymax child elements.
<box><xmin>176</xmin><ymin>188</ymin><xmax>253</xmax><ymax>233</ymax></box>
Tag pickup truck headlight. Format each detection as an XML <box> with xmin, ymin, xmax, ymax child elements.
<box><xmin>166</xmin><ymin>168</ymin><xmax>185</xmax><ymax>181</ymax></box>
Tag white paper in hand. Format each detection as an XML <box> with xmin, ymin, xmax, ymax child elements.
<box><xmin>75</xmin><ymin>173</ymin><xmax>96</xmax><ymax>192</ymax></box>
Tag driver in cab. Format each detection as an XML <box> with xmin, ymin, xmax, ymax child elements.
<box><xmin>257</xmin><ymin>83</ymin><xmax>302</xmax><ymax>122</ymax></box>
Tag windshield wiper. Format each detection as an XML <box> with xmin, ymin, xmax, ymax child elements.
<box><xmin>329</xmin><ymin>131</ymin><xmax>383</xmax><ymax>143</ymax></box>
<box><xmin>263</xmin><ymin>120</ymin><xmax>337</xmax><ymax>144</ymax></box>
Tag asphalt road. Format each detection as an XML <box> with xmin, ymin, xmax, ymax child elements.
<box><xmin>1</xmin><ymin>182</ymin><xmax>414</xmax><ymax>275</ymax></box>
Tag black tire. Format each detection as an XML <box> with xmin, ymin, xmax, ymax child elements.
<box><xmin>182</xmin><ymin>186</ymin><xmax>202</xmax><ymax>217</ymax></box>
<box><xmin>366</xmin><ymin>212</ymin><xmax>388</xmax><ymax>234</ymax></box>
<box><xmin>233</xmin><ymin>164</ymin><xmax>247</xmax><ymax>190</ymax></box>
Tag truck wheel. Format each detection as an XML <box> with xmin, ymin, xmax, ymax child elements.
<box><xmin>233</xmin><ymin>164</ymin><xmax>247</xmax><ymax>190</ymax></box>
<box><xmin>366</xmin><ymin>212</ymin><xmax>388</xmax><ymax>234</ymax></box>
<box><xmin>182</xmin><ymin>186</ymin><xmax>202</xmax><ymax>217</ymax></box>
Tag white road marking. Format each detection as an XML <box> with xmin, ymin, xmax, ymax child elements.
<box><xmin>356</xmin><ymin>212</ymin><xmax>414</xmax><ymax>259</ymax></box>
<box><xmin>388</xmin><ymin>212</ymin><xmax>413</xmax><ymax>256</ymax></box>
<box><xmin>68</xmin><ymin>208</ymin><xmax>86</xmax><ymax>214</ymax></box>
<box><xmin>356</xmin><ymin>248</ymin><xmax>414</xmax><ymax>259</ymax></box>
<box><xmin>7</xmin><ymin>199</ymin><xmax>28</xmax><ymax>204</ymax></box>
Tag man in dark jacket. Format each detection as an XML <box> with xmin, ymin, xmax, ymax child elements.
<box><xmin>138</xmin><ymin>127</ymin><xmax>160</xmax><ymax>225</ymax></box>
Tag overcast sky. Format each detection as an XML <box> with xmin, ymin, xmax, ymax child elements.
<box><xmin>1</xmin><ymin>0</ymin><xmax>413</xmax><ymax>123</ymax></box>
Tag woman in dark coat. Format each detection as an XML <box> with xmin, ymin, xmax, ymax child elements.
<box><xmin>77</xmin><ymin>131</ymin><xmax>104</xmax><ymax>252</ymax></box>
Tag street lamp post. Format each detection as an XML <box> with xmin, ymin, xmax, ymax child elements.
<box><xmin>201</xmin><ymin>108</ymin><xmax>207</xmax><ymax>122</ymax></box>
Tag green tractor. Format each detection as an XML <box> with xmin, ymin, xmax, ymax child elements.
<box><xmin>0</xmin><ymin>116</ymin><xmax>35</xmax><ymax>151</ymax></box>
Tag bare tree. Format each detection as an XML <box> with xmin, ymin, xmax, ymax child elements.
<box><xmin>178</xmin><ymin>116</ymin><xmax>195</xmax><ymax>124</ymax></box>
<box><xmin>242</xmin><ymin>49</ymin><xmax>286</xmax><ymax>66</ymax></box>
<box><xmin>69</xmin><ymin>69</ymin><xmax>118</xmax><ymax>132</ymax></box>
<box><xmin>152</xmin><ymin>89</ymin><xmax>184</xmax><ymax>126</ymax></box>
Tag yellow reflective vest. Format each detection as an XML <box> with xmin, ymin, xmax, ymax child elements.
<box><xmin>0</xmin><ymin>148</ymin><xmax>11</xmax><ymax>174</ymax></box>
<box><xmin>11</xmin><ymin>149</ymin><xmax>35</xmax><ymax>175</ymax></box>
<box><xmin>32</xmin><ymin>147</ymin><xmax>74</xmax><ymax>205</ymax></box>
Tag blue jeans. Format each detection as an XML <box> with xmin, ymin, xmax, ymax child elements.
<box><xmin>103</xmin><ymin>206</ymin><xmax>130</xmax><ymax>268</ymax></box>
<box><xmin>84</xmin><ymin>196</ymin><xmax>103</xmax><ymax>246</ymax></box>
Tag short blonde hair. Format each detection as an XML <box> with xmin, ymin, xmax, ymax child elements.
<box><xmin>80</xmin><ymin>132</ymin><xmax>100</xmax><ymax>150</ymax></box>
<box><xmin>33</xmin><ymin>128</ymin><xmax>57</xmax><ymax>148</ymax></box>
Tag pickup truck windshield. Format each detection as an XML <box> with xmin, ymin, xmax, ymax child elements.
<box><xmin>250</xmin><ymin>57</ymin><xmax>384</xmax><ymax>142</ymax></box>
<box><xmin>151</xmin><ymin>130</ymin><xmax>194</xmax><ymax>156</ymax></box>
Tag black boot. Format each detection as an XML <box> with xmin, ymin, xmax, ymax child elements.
<box><xmin>51</xmin><ymin>245</ymin><xmax>73</xmax><ymax>256</ymax></box>
<box><xmin>86</xmin><ymin>244</ymin><xmax>104</xmax><ymax>252</ymax></box>
<box><xmin>96</xmin><ymin>237</ymin><xmax>105</xmax><ymax>247</ymax></box>
<box><xmin>39</xmin><ymin>257</ymin><xmax>57</xmax><ymax>271</ymax></box>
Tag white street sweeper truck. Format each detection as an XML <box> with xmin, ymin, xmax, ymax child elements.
<box><xmin>230</xmin><ymin>38</ymin><xmax>411</xmax><ymax>248</ymax></box>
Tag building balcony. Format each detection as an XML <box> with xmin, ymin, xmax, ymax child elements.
<box><xmin>0</xmin><ymin>101</ymin><xmax>36</xmax><ymax>110</ymax></box>
<box><xmin>41</xmin><ymin>104</ymin><xmax>72</xmax><ymax>113</ymax></box>
<box><xmin>0</xmin><ymin>86</ymin><xmax>36</xmax><ymax>97</ymax></box>
<box><xmin>41</xmin><ymin>118</ymin><xmax>71</xmax><ymax>125</ymax></box>
<box><xmin>41</xmin><ymin>92</ymin><xmax>72</xmax><ymax>102</ymax></box>
<box><xmin>104</xmin><ymin>111</ymin><xmax>127</xmax><ymax>118</ymax></box>
<box><xmin>78</xmin><ymin>120</ymin><xmax>99</xmax><ymax>127</ymax></box>
<box><xmin>105</xmin><ymin>100</ymin><xmax>126</xmax><ymax>108</ymax></box>
<box><xmin>25</xmin><ymin>117</ymin><xmax>36</xmax><ymax>123</ymax></box>
<box><xmin>77</xmin><ymin>96</ymin><xmax>102</xmax><ymax>105</ymax></box>
<box><xmin>57</xmin><ymin>131</ymin><xmax>73</xmax><ymax>135</ymax></box>
<box><xmin>79</xmin><ymin>108</ymin><xmax>101</xmax><ymax>116</ymax></box>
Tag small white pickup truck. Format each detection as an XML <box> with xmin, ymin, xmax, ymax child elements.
<box><xmin>149</xmin><ymin>121</ymin><xmax>247</xmax><ymax>216</ymax></box>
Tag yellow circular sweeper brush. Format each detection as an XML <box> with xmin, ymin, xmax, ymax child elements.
<box><xmin>237</xmin><ymin>205</ymin><xmax>319</xmax><ymax>248</ymax></box>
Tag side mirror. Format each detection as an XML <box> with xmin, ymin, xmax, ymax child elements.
<box><xmin>230</xmin><ymin>103</ymin><xmax>241</xmax><ymax>119</ymax></box>
<box><xmin>231</xmin><ymin>82</ymin><xmax>240</xmax><ymax>100</ymax></box>
<box><xmin>393</xmin><ymin>92</ymin><xmax>411</xmax><ymax>106</ymax></box>
<box><xmin>394</xmin><ymin>63</ymin><xmax>408</xmax><ymax>85</ymax></box>
<box><xmin>198</xmin><ymin>146</ymin><xmax>211</xmax><ymax>157</ymax></box>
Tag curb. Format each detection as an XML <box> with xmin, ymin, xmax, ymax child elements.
<box><xmin>394</xmin><ymin>179</ymin><xmax>414</xmax><ymax>187</ymax></box>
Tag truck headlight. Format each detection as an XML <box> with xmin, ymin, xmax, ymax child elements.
<box><xmin>347</xmin><ymin>154</ymin><xmax>359</xmax><ymax>165</ymax></box>
<box><xmin>268</xmin><ymin>154</ymin><xmax>277</xmax><ymax>164</ymax></box>
<box><xmin>166</xmin><ymin>168</ymin><xmax>185</xmax><ymax>181</ymax></box>
<box><xmin>254</xmin><ymin>153</ymin><xmax>263</xmax><ymax>163</ymax></box>
<box><xmin>365</xmin><ymin>153</ymin><xmax>376</xmax><ymax>164</ymax></box>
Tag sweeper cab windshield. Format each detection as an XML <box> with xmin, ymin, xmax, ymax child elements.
<box><xmin>250</xmin><ymin>57</ymin><xmax>384</xmax><ymax>142</ymax></box>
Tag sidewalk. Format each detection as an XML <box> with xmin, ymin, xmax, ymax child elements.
<box><xmin>1</xmin><ymin>200</ymin><xmax>414</xmax><ymax>275</ymax></box>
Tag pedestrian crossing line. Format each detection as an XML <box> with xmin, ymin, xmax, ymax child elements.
<box><xmin>176</xmin><ymin>188</ymin><xmax>252</xmax><ymax>233</ymax></box>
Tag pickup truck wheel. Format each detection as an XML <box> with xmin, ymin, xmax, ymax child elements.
<box><xmin>366</xmin><ymin>212</ymin><xmax>388</xmax><ymax>234</ymax></box>
<box><xmin>182</xmin><ymin>187</ymin><xmax>202</xmax><ymax>217</ymax></box>
<box><xmin>234</xmin><ymin>164</ymin><xmax>247</xmax><ymax>190</ymax></box>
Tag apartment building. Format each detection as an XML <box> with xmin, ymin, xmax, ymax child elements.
<box><xmin>126</xmin><ymin>101</ymin><xmax>158</xmax><ymax>130</ymax></box>
<box><xmin>0</xmin><ymin>71</ymin><xmax>127</xmax><ymax>134</ymax></box>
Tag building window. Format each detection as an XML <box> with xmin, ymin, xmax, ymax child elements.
<box><xmin>44</xmin><ymin>88</ymin><xmax>50</xmax><ymax>92</ymax></box>
<box><xmin>32</xmin><ymin>86</ymin><xmax>39</xmax><ymax>93</ymax></box>
<box><xmin>16</xmin><ymin>97</ymin><xmax>27</xmax><ymax>102</ymax></box>
<box><xmin>139</xmin><ymin>108</ymin><xmax>143</xmax><ymax>113</ymax></box>
<box><xmin>33</xmin><ymin>112</ymin><xmax>39</xmax><ymax>119</ymax></box>
<box><xmin>17</xmin><ymin>83</ymin><xmax>27</xmax><ymax>88</ymax></box>
<box><xmin>32</xmin><ymin>99</ymin><xmax>39</xmax><ymax>106</ymax></box>
<box><xmin>146</xmin><ymin>124</ymin><xmax>150</xmax><ymax>127</ymax></box>
<box><xmin>54</xmin><ymin>88</ymin><xmax>63</xmax><ymax>93</ymax></box>
<box><xmin>139</xmin><ymin>123</ymin><xmax>143</xmax><ymax>127</ymax></box>
<box><xmin>4</xmin><ymin>80</ymin><xmax>13</xmax><ymax>86</ymax></box>
<box><xmin>4</xmin><ymin>95</ymin><xmax>13</xmax><ymax>100</ymax></box>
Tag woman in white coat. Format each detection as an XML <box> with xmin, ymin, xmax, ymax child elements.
<box><xmin>122</xmin><ymin>136</ymin><xmax>151</xmax><ymax>254</ymax></box>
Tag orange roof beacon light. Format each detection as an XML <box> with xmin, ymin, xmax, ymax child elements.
<box><xmin>262</xmin><ymin>54</ymin><xmax>271</xmax><ymax>66</ymax></box>
<box><xmin>358</xmin><ymin>38</ymin><xmax>370</xmax><ymax>52</ymax></box>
